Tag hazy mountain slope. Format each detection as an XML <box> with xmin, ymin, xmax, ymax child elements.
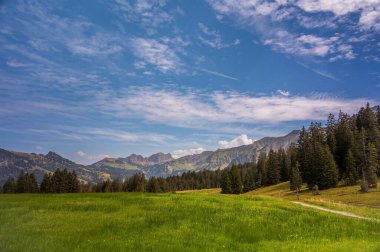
<box><xmin>0</xmin><ymin>149</ymin><xmax>101</xmax><ymax>184</ymax></box>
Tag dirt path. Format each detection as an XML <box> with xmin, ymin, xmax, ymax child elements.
<box><xmin>292</xmin><ymin>201</ymin><xmax>378</xmax><ymax>221</ymax></box>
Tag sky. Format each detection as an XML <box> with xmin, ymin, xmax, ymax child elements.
<box><xmin>1</xmin><ymin>0</ymin><xmax>380</xmax><ymax>164</ymax></box>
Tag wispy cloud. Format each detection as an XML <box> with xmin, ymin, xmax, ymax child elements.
<box><xmin>130</xmin><ymin>37</ymin><xmax>183</xmax><ymax>73</ymax></box>
<box><xmin>207</xmin><ymin>0</ymin><xmax>380</xmax><ymax>61</ymax></box>
<box><xmin>95</xmin><ymin>86</ymin><xmax>375</xmax><ymax>127</ymax></box>
<box><xmin>198</xmin><ymin>22</ymin><xmax>240</xmax><ymax>49</ymax></box>
<box><xmin>112</xmin><ymin>0</ymin><xmax>183</xmax><ymax>34</ymax></box>
<box><xmin>77</xmin><ymin>151</ymin><xmax>110</xmax><ymax>162</ymax></box>
<box><xmin>171</xmin><ymin>147</ymin><xmax>206</xmax><ymax>159</ymax></box>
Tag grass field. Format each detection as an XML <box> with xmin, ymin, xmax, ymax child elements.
<box><xmin>0</xmin><ymin>192</ymin><xmax>379</xmax><ymax>252</ymax></box>
<box><xmin>249</xmin><ymin>181</ymin><xmax>380</xmax><ymax>219</ymax></box>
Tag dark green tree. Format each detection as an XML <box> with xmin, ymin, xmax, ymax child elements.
<box><xmin>3</xmin><ymin>177</ymin><xmax>16</xmax><ymax>193</ymax></box>
<box><xmin>230</xmin><ymin>166</ymin><xmax>242</xmax><ymax>194</ymax></box>
<box><xmin>220</xmin><ymin>169</ymin><xmax>232</xmax><ymax>194</ymax></box>
<box><xmin>242</xmin><ymin>171</ymin><xmax>255</xmax><ymax>193</ymax></box>
<box><xmin>343</xmin><ymin>149</ymin><xmax>358</xmax><ymax>186</ymax></box>
<box><xmin>290</xmin><ymin>162</ymin><xmax>302</xmax><ymax>191</ymax></box>
<box><xmin>265</xmin><ymin>150</ymin><xmax>280</xmax><ymax>185</ymax></box>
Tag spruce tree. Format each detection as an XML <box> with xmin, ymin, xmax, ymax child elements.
<box><xmin>16</xmin><ymin>171</ymin><xmax>27</xmax><ymax>193</ymax></box>
<box><xmin>230</xmin><ymin>166</ymin><xmax>242</xmax><ymax>194</ymax></box>
<box><xmin>343</xmin><ymin>149</ymin><xmax>358</xmax><ymax>186</ymax></box>
<box><xmin>40</xmin><ymin>173</ymin><xmax>53</xmax><ymax>193</ymax></box>
<box><xmin>148</xmin><ymin>177</ymin><xmax>161</xmax><ymax>193</ymax></box>
<box><xmin>265</xmin><ymin>150</ymin><xmax>280</xmax><ymax>185</ymax></box>
<box><xmin>3</xmin><ymin>177</ymin><xmax>16</xmax><ymax>193</ymax></box>
<box><xmin>242</xmin><ymin>171</ymin><xmax>255</xmax><ymax>193</ymax></box>
<box><xmin>290</xmin><ymin>162</ymin><xmax>302</xmax><ymax>191</ymax></box>
<box><xmin>366</xmin><ymin>143</ymin><xmax>378</xmax><ymax>188</ymax></box>
<box><xmin>221</xmin><ymin>169</ymin><xmax>232</xmax><ymax>194</ymax></box>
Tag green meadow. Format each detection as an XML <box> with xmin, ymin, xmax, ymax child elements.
<box><xmin>0</xmin><ymin>192</ymin><xmax>379</xmax><ymax>252</ymax></box>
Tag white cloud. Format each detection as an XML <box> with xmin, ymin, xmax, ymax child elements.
<box><xmin>277</xmin><ymin>90</ymin><xmax>290</xmax><ymax>96</ymax></box>
<box><xmin>35</xmin><ymin>146</ymin><xmax>44</xmax><ymax>151</ymax></box>
<box><xmin>171</xmin><ymin>147</ymin><xmax>206</xmax><ymax>159</ymax></box>
<box><xmin>130</xmin><ymin>37</ymin><xmax>181</xmax><ymax>73</ymax></box>
<box><xmin>98</xmin><ymin>86</ymin><xmax>375</xmax><ymax>127</ymax></box>
<box><xmin>113</xmin><ymin>0</ymin><xmax>182</xmax><ymax>34</ymax></box>
<box><xmin>6</xmin><ymin>60</ymin><xmax>28</xmax><ymax>68</ymax></box>
<box><xmin>208</xmin><ymin>0</ymin><xmax>380</xmax><ymax>61</ymax></box>
<box><xmin>198</xmin><ymin>22</ymin><xmax>239</xmax><ymax>49</ymax></box>
<box><xmin>296</xmin><ymin>0</ymin><xmax>378</xmax><ymax>16</ymax></box>
<box><xmin>218</xmin><ymin>134</ymin><xmax>253</xmax><ymax>149</ymax></box>
<box><xmin>359</xmin><ymin>7</ymin><xmax>380</xmax><ymax>31</ymax></box>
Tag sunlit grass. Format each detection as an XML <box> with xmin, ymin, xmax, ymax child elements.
<box><xmin>249</xmin><ymin>181</ymin><xmax>380</xmax><ymax>219</ymax></box>
<box><xmin>0</xmin><ymin>193</ymin><xmax>379</xmax><ymax>251</ymax></box>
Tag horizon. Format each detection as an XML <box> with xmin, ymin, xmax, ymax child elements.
<box><xmin>1</xmin><ymin>0</ymin><xmax>380</xmax><ymax>165</ymax></box>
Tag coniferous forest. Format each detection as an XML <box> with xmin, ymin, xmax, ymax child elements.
<box><xmin>2</xmin><ymin>104</ymin><xmax>379</xmax><ymax>194</ymax></box>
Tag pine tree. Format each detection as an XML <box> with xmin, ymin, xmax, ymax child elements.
<box><xmin>28</xmin><ymin>173</ymin><xmax>39</xmax><ymax>193</ymax></box>
<box><xmin>3</xmin><ymin>177</ymin><xmax>16</xmax><ymax>193</ymax></box>
<box><xmin>40</xmin><ymin>173</ymin><xmax>53</xmax><ymax>193</ymax></box>
<box><xmin>366</xmin><ymin>143</ymin><xmax>378</xmax><ymax>188</ymax></box>
<box><xmin>290</xmin><ymin>162</ymin><xmax>302</xmax><ymax>191</ymax></box>
<box><xmin>242</xmin><ymin>171</ymin><xmax>255</xmax><ymax>193</ymax></box>
<box><xmin>230</xmin><ymin>166</ymin><xmax>242</xmax><ymax>194</ymax></box>
<box><xmin>147</xmin><ymin>177</ymin><xmax>161</xmax><ymax>193</ymax></box>
<box><xmin>221</xmin><ymin>169</ymin><xmax>232</xmax><ymax>194</ymax></box>
<box><xmin>256</xmin><ymin>152</ymin><xmax>266</xmax><ymax>187</ymax></box>
<box><xmin>278</xmin><ymin>148</ymin><xmax>290</xmax><ymax>182</ymax></box>
<box><xmin>335</xmin><ymin>112</ymin><xmax>354</xmax><ymax>178</ymax></box>
<box><xmin>343</xmin><ymin>149</ymin><xmax>358</xmax><ymax>186</ymax></box>
<box><xmin>265</xmin><ymin>150</ymin><xmax>280</xmax><ymax>185</ymax></box>
<box><xmin>16</xmin><ymin>171</ymin><xmax>27</xmax><ymax>193</ymax></box>
<box><xmin>326</xmin><ymin>113</ymin><xmax>337</xmax><ymax>156</ymax></box>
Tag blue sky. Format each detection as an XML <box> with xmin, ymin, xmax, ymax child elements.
<box><xmin>1</xmin><ymin>0</ymin><xmax>380</xmax><ymax>164</ymax></box>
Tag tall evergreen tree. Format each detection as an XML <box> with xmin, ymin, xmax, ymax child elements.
<box><xmin>290</xmin><ymin>162</ymin><xmax>302</xmax><ymax>191</ymax></box>
<box><xmin>3</xmin><ymin>177</ymin><xmax>16</xmax><ymax>193</ymax></box>
<box><xmin>265</xmin><ymin>150</ymin><xmax>280</xmax><ymax>185</ymax></box>
<box><xmin>16</xmin><ymin>171</ymin><xmax>28</xmax><ymax>193</ymax></box>
<box><xmin>343</xmin><ymin>149</ymin><xmax>358</xmax><ymax>186</ymax></box>
<box><xmin>40</xmin><ymin>173</ymin><xmax>53</xmax><ymax>193</ymax></box>
<box><xmin>230</xmin><ymin>165</ymin><xmax>242</xmax><ymax>194</ymax></box>
<box><xmin>366</xmin><ymin>143</ymin><xmax>378</xmax><ymax>187</ymax></box>
<box><xmin>242</xmin><ymin>171</ymin><xmax>255</xmax><ymax>193</ymax></box>
<box><xmin>221</xmin><ymin>169</ymin><xmax>232</xmax><ymax>194</ymax></box>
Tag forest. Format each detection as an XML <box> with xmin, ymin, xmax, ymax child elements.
<box><xmin>2</xmin><ymin>104</ymin><xmax>380</xmax><ymax>194</ymax></box>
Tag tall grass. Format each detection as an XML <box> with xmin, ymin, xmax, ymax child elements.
<box><xmin>0</xmin><ymin>193</ymin><xmax>379</xmax><ymax>251</ymax></box>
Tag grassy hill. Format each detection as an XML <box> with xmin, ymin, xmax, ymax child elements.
<box><xmin>248</xmin><ymin>181</ymin><xmax>380</xmax><ymax>219</ymax></box>
<box><xmin>0</xmin><ymin>192</ymin><xmax>379</xmax><ymax>251</ymax></box>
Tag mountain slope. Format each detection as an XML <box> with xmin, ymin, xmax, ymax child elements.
<box><xmin>0</xmin><ymin>149</ymin><xmax>101</xmax><ymax>184</ymax></box>
<box><xmin>142</xmin><ymin>130</ymin><xmax>300</xmax><ymax>177</ymax></box>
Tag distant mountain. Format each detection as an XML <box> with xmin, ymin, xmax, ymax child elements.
<box><xmin>0</xmin><ymin>130</ymin><xmax>300</xmax><ymax>184</ymax></box>
<box><xmin>0</xmin><ymin>149</ymin><xmax>101</xmax><ymax>184</ymax></box>
<box><xmin>142</xmin><ymin>130</ymin><xmax>300</xmax><ymax>177</ymax></box>
<box><xmin>89</xmin><ymin>153</ymin><xmax>174</xmax><ymax>181</ymax></box>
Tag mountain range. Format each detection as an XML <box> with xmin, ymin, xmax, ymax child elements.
<box><xmin>0</xmin><ymin>130</ymin><xmax>300</xmax><ymax>184</ymax></box>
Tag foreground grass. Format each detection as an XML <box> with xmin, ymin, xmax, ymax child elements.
<box><xmin>249</xmin><ymin>181</ymin><xmax>380</xmax><ymax>219</ymax></box>
<box><xmin>0</xmin><ymin>193</ymin><xmax>379</xmax><ymax>251</ymax></box>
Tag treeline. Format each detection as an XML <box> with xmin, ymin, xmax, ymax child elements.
<box><xmin>2</xmin><ymin>169</ymin><xmax>80</xmax><ymax>193</ymax></box>
<box><xmin>89</xmin><ymin>170</ymin><xmax>221</xmax><ymax>193</ymax></box>
<box><xmin>220</xmin><ymin>103</ymin><xmax>380</xmax><ymax>194</ymax></box>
